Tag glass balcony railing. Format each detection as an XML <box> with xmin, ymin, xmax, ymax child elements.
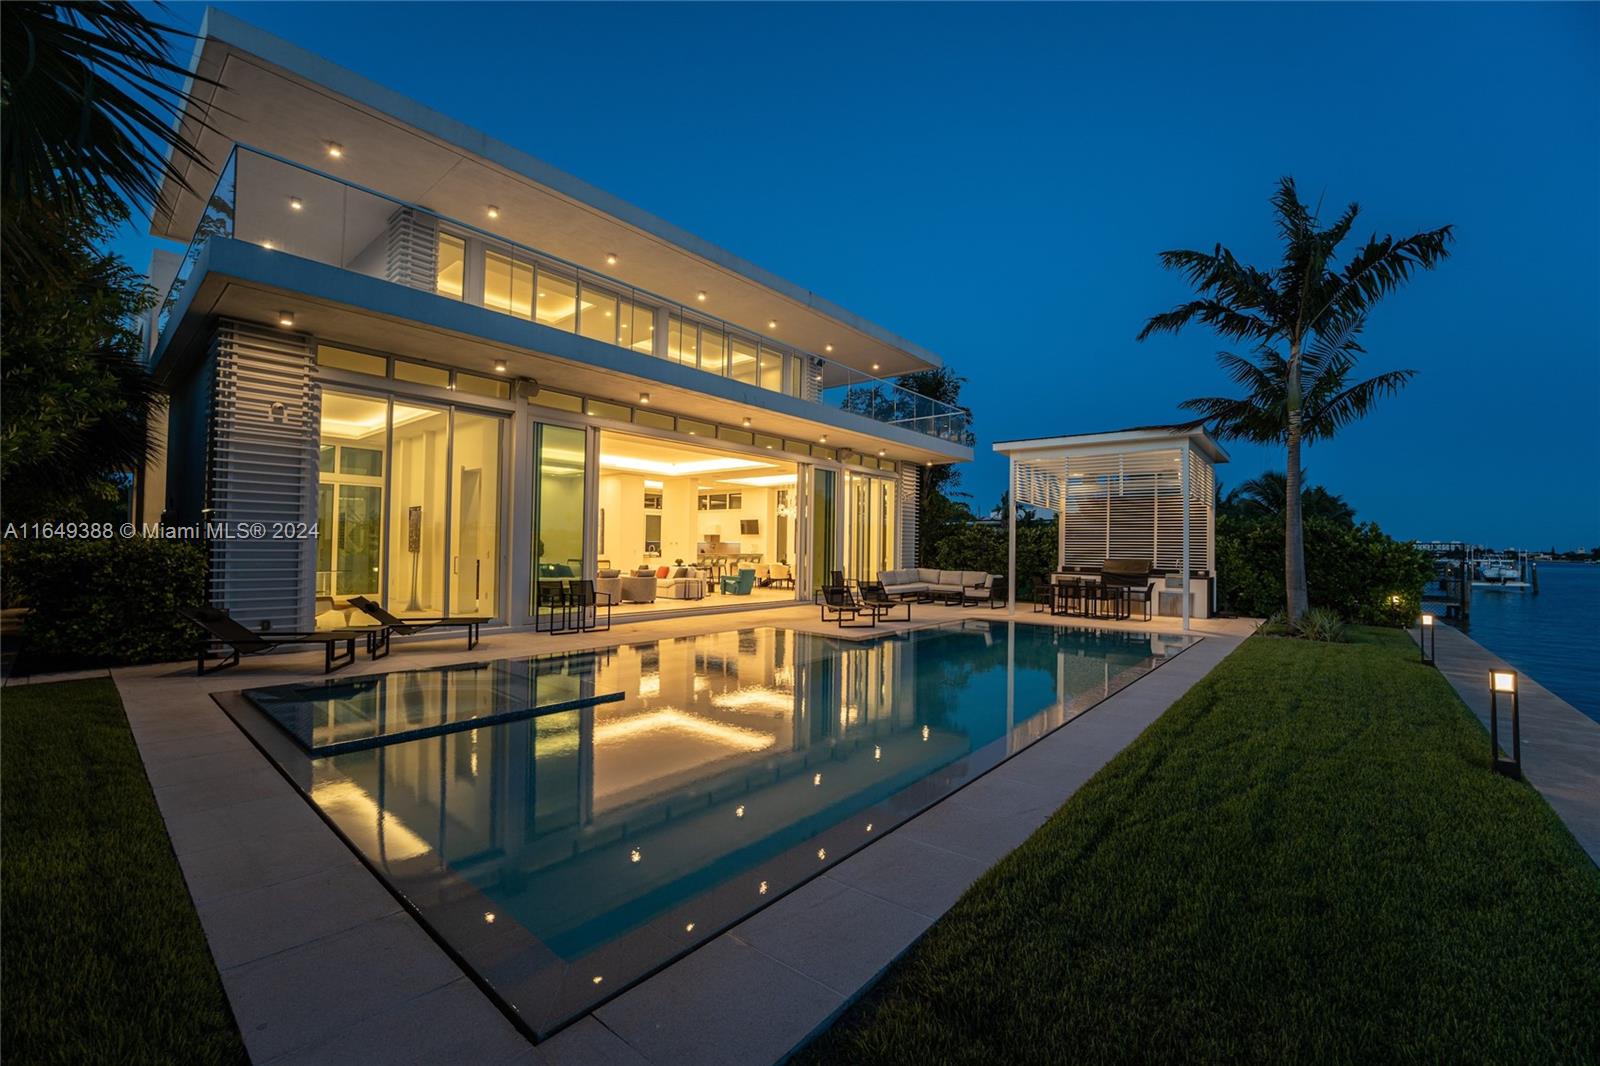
<box><xmin>157</xmin><ymin>145</ymin><xmax>972</xmax><ymax>446</ymax></box>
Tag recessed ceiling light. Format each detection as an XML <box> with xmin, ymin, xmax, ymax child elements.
<box><xmin>278</xmin><ymin>311</ymin><xmax>295</xmax><ymax>327</ymax></box>
<box><xmin>696</xmin><ymin>291</ymin><xmax>707</xmax><ymax>302</ymax></box>
<box><xmin>288</xmin><ymin>197</ymin><xmax>303</xmax><ymax>211</ymax></box>
<box><xmin>824</xmin><ymin>343</ymin><xmax>833</xmax><ymax>352</ymax></box>
<box><xmin>483</xmin><ymin>911</ymin><xmax>495</xmax><ymax>924</ymax></box>
<box><xmin>639</xmin><ymin>392</ymin><xmax>650</xmax><ymax>405</ymax></box>
<box><xmin>326</xmin><ymin>142</ymin><xmax>343</xmax><ymax>158</ymax></box>
<box><xmin>742</xmin><ymin>417</ymin><xmax>752</xmax><ymax>427</ymax></box>
<box><xmin>261</xmin><ymin>240</ymin><xmax>274</xmax><ymax>250</ymax></box>
<box><xmin>871</xmin><ymin>362</ymin><xmax>880</xmax><ymax>371</ymax></box>
<box><xmin>486</xmin><ymin>205</ymin><xmax>500</xmax><ymax>219</ymax></box>
<box><xmin>818</xmin><ymin>435</ymin><xmax>828</xmax><ymax>444</ymax></box>
<box><xmin>605</xmin><ymin>252</ymin><xmax>618</xmax><ymax>265</ymax></box>
<box><xmin>493</xmin><ymin>360</ymin><xmax>508</xmax><ymax>373</ymax></box>
<box><xmin>767</xmin><ymin>320</ymin><xmax>778</xmax><ymax>329</ymax></box>
<box><xmin>878</xmin><ymin>449</ymin><xmax>886</xmax><ymax>457</ymax></box>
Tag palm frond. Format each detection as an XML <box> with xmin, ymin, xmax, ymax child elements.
<box><xmin>1302</xmin><ymin>368</ymin><xmax>1416</xmax><ymax>442</ymax></box>
<box><xmin>1138</xmin><ymin>299</ymin><xmax>1274</xmax><ymax>343</ymax></box>
<box><xmin>1315</xmin><ymin>226</ymin><xmax>1455</xmax><ymax>326</ymax></box>
<box><xmin>1177</xmin><ymin>394</ymin><xmax>1286</xmax><ymax>444</ymax></box>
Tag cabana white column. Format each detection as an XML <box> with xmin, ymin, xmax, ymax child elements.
<box><xmin>1180</xmin><ymin>438</ymin><xmax>1191</xmax><ymax>632</ymax></box>
<box><xmin>1006</xmin><ymin>457</ymin><xmax>1017</xmax><ymax>617</ymax></box>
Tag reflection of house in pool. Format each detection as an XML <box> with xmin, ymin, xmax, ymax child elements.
<box><xmin>226</xmin><ymin>621</ymin><xmax>1189</xmax><ymax>1036</ymax></box>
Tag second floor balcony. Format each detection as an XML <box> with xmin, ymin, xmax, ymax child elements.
<box><xmin>159</xmin><ymin>146</ymin><xmax>972</xmax><ymax>446</ymax></box>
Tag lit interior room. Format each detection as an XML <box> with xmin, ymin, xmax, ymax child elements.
<box><xmin>597</xmin><ymin>430</ymin><xmax>800</xmax><ymax>617</ymax></box>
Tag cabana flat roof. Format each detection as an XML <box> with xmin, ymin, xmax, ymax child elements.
<box><xmin>992</xmin><ymin>426</ymin><xmax>1230</xmax><ymax>466</ymax></box>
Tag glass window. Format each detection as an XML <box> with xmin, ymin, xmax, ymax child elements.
<box><xmin>394</xmin><ymin>360</ymin><xmax>450</xmax><ymax>389</ymax></box>
<box><xmin>388</xmin><ymin>402</ymin><xmax>450</xmax><ymax>618</ymax></box>
<box><xmin>437</xmin><ymin>234</ymin><xmax>465</xmax><ymax>299</ymax></box>
<box><xmin>679</xmin><ymin>418</ymin><xmax>714</xmax><ymax>438</ymax></box>
<box><xmin>717</xmin><ymin>427</ymin><xmax>753</xmax><ymax>446</ymax></box>
<box><xmin>622</xmin><ymin>298</ymin><xmax>655</xmax><ymax>354</ymax></box>
<box><xmin>317</xmin><ymin>391</ymin><xmax>389</xmax><ymax>615</ymax></box>
<box><xmin>758</xmin><ymin>345</ymin><xmax>784</xmax><ymax>392</ymax></box>
<box><xmin>633</xmin><ymin>409</ymin><xmax>674</xmax><ymax>431</ymax></box>
<box><xmin>701</xmin><ymin>326</ymin><xmax>728</xmax><ymax>377</ymax></box>
<box><xmin>579</xmin><ymin>282</ymin><xmax>619</xmax><ymax>345</ymax></box>
<box><xmin>585</xmin><ymin>399</ymin><xmax>630</xmax><ymax>421</ymax></box>
<box><xmin>728</xmin><ymin>336</ymin><xmax>756</xmax><ymax>384</ymax></box>
<box><xmin>644</xmin><ymin>513</ymin><xmax>662</xmax><ymax>555</ymax></box>
<box><xmin>535</xmin><ymin>266</ymin><xmax>577</xmax><ymax>331</ymax></box>
<box><xmin>533</xmin><ymin>424</ymin><xmax>586</xmax><ymax>611</ymax></box>
<box><xmin>452</xmin><ymin>411</ymin><xmax>502</xmax><ymax>617</ymax></box>
<box><xmin>318</xmin><ymin>345</ymin><xmax>387</xmax><ymax>377</ymax></box>
<box><xmin>532</xmin><ymin>388</ymin><xmax>583</xmax><ymax>413</ymax></box>
<box><xmin>455</xmin><ymin>372</ymin><xmax>510</xmax><ymax>399</ymax></box>
<box><xmin>667</xmin><ymin>314</ymin><xmax>695</xmax><ymax>367</ymax></box>
<box><xmin>485</xmin><ymin>251</ymin><xmax>535</xmax><ymax>320</ymax></box>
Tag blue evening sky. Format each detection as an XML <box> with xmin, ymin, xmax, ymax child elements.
<box><xmin>123</xmin><ymin>2</ymin><xmax>1600</xmax><ymax>549</ymax></box>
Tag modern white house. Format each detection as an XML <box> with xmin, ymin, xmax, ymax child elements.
<box><xmin>141</xmin><ymin>9</ymin><xmax>972</xmax><ymax>633</ymax></box>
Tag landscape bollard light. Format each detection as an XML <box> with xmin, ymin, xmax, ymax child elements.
<box><xmin>1419</xmin><ymin>613</ymin><xmax>1436</xmax><ymax>665</ymax></box>
<box><xmin>1489</xmin><ymin>669</ymin><xmax>1521</xmax><ymax>780</ymax></box>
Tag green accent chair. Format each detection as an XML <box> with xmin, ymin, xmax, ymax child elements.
<box><xmin>720</xmin><ymin>567</ymin><xmax>756</xmax><ymax>595</ymax></box>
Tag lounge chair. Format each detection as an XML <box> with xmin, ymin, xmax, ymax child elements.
<box><xmin>858</xmin><ymin>581</ymin><xmax>911</xmax><ymax>622</ymax></box>
<box><xmin>179</xmin><ymin>605</ymin><xmax>362</xmax><ymax>675</ymax></box>
<box><xmin>346</xmin><ymin>596</ymin><xmax>492</xmax><ymax>659</ymax></box>
<box><xmin>720</xmin><ymin>567</ymin><xmax>756</xmax><ymax>595</ymax></box>
<box><xmin>819</xmin><ymin>585</ymin><xmax>874</xmax><ymax>628</ymax></box>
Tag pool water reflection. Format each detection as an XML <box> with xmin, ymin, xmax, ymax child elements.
<box><xmin>222</xmin><ymin>620</ymin><xmax>1192</xmax><ymax>1038</ymax></box>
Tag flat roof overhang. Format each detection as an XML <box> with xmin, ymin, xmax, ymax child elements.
<box><xmin>157</xmin><ymin>239</ymin><xmax>973</xmax><ymax>467</ymax></box>
<box><xmin>152</xmin><ymin>8</ymin><xmax>944</xmax><ymax>380</ymax></box>
<box><xmin>993</xmin><ymin>427</ymin><xmax>1230</xmax><ymax>466</ymax></box>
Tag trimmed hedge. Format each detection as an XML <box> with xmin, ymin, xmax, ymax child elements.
<box><xmin>6</xmin><ymin>538</ymin><xmax>206</xmax><ymax>668</ymax></box>
<box><xmin>1217</xmin><ymin>515</ymin><xmax>1433</xmax><ymax>624</ymax></box>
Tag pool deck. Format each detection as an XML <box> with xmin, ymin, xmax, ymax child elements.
<box><xmin>1417</xmin><ymin>622</ymin><xmax>1600</xmax><ymax>865</ymax></box>
<box><xmin>104</xmin><ymin>604</ymin><xmax>1252</xmax><ymax>1064</ymax></box>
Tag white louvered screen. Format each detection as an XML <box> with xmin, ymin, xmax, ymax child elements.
<box><xmin>898</xmin><ymin>465</ymin><xmax>920</xmax><ymax>567</ymax></box>
<box><xmin>206</xmin><ymin>321</ymin><xmax>320</xmax><ymax>631</ymax></box>
<box><xmin>1038</xmin><ymin>448</ymin><xmax>1215</xmax><ymax>573</ymax></box>
<box><xmin>386</xmin><ymin>207</ymin><xmax>439</xmax><ymax>292</ymax></box>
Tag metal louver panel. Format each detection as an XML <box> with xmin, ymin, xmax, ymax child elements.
<box><xmin>1044</xmin><ymin>449</ymin><xmax>1213</xmax><ymax>572</ymax></box>
<box><xmin>386</xmin><ymin>207</ymin><xmax>439</xmax><ymax>291</ymax></box>
<box><xmin>206</xmin><ymin>321</ymin><xmax>319</xmax><ymax>631</ymax></box>
<box><xmin>898</xmin><ymin>465</ymin><xmax>920</xmax><ymax>567</ymax></box>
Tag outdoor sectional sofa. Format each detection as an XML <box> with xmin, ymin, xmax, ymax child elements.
<box><xmin>878</xmin><ymin>568</ymin><xmax>994</xmax><ymax>604</ymax></box>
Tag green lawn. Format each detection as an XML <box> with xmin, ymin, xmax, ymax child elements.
<box><xmin>1</xmin><ymin>679</ymin><xmax>247</xmax><ymax>1064</ymax></box>
<box><xmin>800</xmin><ymin>628</ymin><xmax>1600</xmax><ymax>1064</ymax></box>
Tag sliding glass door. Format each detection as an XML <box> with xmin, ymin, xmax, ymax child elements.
<box><xmin>532</xmin><ymin>423</ymin><xmax>588</xmax><ymax>612</ymax></box>
<box><xmin>317</xmin><ymin>389</ymin><xmax>506</xmax><ymax>626</ymax></box>
<box><xmin>844</xmin><ymin>472</ymin><xmax>897</xmax><ymax>583</ymax></box>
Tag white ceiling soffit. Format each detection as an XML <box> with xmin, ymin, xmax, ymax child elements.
<box><xmin>154</xmin><ymin>9</ymin><xmax>944</xmax><ymax>378</ymax></box>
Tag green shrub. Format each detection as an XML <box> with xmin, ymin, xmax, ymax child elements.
<box><xmin>6</xmin><ymin>538</ymin><xmax>206</xmax><ymax>669</ymax></box>
<box><xmin>1297</xmin><ymin>606</ymin><xmax>1348</xmax><ymax>642</ymax></box>
<box><xmin>1217</xmin><ymin>515</ymin><xmax>1432</xmax><ymax>624</ymax></box>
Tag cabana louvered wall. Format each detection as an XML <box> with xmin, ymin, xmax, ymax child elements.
<box><xmin>997</xmin><ymin>429</ymin><xmax>1227</xmax><ymax>627</ymax></box>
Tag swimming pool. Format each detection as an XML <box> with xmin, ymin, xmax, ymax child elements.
<box><xmin>221</xmin><ymin>619</ymin><xmax>1194</xmax><ymax>1038</ymax></box>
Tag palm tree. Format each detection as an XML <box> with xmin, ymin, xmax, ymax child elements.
<box><xmin>1223</xmin><ymin>471</ymin><xmax>1356</xmax><ymax>526</ymax></box>
<box><xmin>1</xmin><ymin>2</ymin><xmax>216</xmax><ymax>274</ymax></box>
<box><xmin>1138</xmin><ymin>177</ymin><xmax>1451</xmax><ymax>620</ymax></box>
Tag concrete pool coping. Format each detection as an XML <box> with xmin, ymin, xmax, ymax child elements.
<box><xmin>108</xmin><ymin>605</ymin><xmax>1252</xmax><ymax>1064</ymax></box>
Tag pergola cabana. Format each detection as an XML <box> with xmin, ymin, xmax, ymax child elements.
<box><xmin>994</xmin><ymin>428</ymin><xmax>1229</xmax><ymax>630</ymax></box>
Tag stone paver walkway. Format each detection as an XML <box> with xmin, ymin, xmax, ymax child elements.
<box><xmin>1421</xmin><ymin>622</ymin><xmax>1600</xmax><ymax>865</ymax></box>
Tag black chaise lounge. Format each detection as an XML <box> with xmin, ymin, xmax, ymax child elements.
<box><xmin>347</xmin><ymin>596</ymin><xmax>492</xmax><ymax>659</ymax></box>
<box><xmin>857</xmin><ymin>581</ymin><xmax>911</xmax><ymax>622</ymax></box>
<box><xmin>180</xmin><ymin>605</ymin><xmax>362</xmax><ymax>675</ymax></box>
<box><xmin>819</xmin><ymin>585</ymin><xmax>875</xmax><ymax>628</ymax></box>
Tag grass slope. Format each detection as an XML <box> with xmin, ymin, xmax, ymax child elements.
<box><xmin>2</xmin><ymin>679</ymin><xmax>246</xmax><ymax>1064</ymax></box>
<box><xmin>801</xmin><ymin>628</ymin><xmax>1600</xmax><ymax>1064</ymax></box>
